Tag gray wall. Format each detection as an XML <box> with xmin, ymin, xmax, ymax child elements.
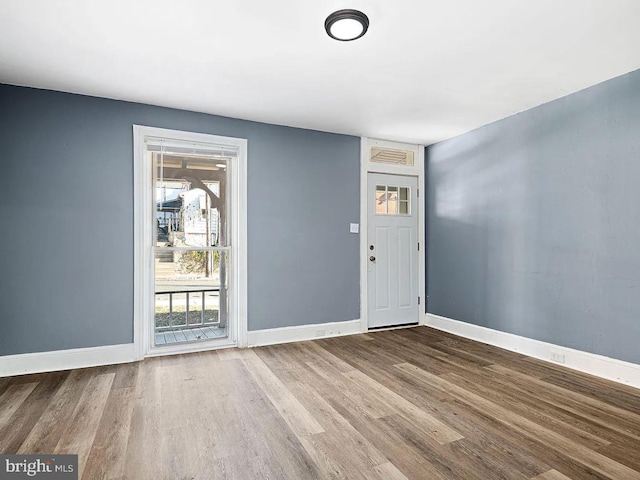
<box><xmin>0</xmin><ymin>84</ymin><xmax>360</xmax><ymax>356</ymax></box>
<box><xmin>426</xmin><ymin>68</ymin><xmax>640</xmax><ymax>365</ymax></box>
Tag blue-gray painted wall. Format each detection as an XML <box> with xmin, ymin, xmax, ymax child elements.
<box><xmin>0</xmin><ymin>84</ymin><xmax>360</xmax><ymax>356</ymax></box>
<box><xmin>426</xmin><ymin>68</ymin><xmax>640</xmax><ymax>364</ymax></box>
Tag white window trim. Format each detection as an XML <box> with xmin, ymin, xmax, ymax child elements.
<box><xmin>360</xmin><ymin>137</ymin><xmax>426</xmax><ymax>332</ymax></box>
<box><xmin>133</xmin><ymin>125</ymin><xmax>248</xmax><ymax>359</ymax></box>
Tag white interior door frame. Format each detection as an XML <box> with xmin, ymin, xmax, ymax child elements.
<box><xmin>359</xmin><ymin>137</ymin><xmax>425</xmax><ymax>332</ymax></box>
<box><xmin>133</xmin><ymin>125</ymin><xmax>248</xmax><ymax>359</ymax></box>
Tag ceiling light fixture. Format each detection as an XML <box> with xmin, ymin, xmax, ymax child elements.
<box><xmin>325</xmin><ymin>9</ymin><xmax>369</xmax><ymax>42</ymax></box>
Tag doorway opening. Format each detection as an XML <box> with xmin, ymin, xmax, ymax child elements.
<box><xmin>360</xmin><ymin>138</ymin><xmax>425</xmax><ymax>332</ymax></box>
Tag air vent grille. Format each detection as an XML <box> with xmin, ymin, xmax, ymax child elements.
<box><xmin>371</xmin><ymin>147</ymin><xmax>414</xmax><ymax>166</ymax></box>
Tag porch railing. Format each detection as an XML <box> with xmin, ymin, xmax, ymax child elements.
<box><xmin>155</xmin><ymin>288</ymin><xmax>224</xmax><ymax>331</ymax></box>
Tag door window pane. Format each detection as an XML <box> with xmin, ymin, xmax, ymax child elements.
<box><xmin>387</xmin><ymin>186</ymin><xmax>398</xmax><ymax>214</ymax></box>
<box><xmin>375</xmin><ymin>185</ymin><xmax>387</xmax><ymax>214</ymax></box>
<box><xmin>375</xmin><ymin>185</ymin><xmax>411</xmax><ymax>216</ymax></box>
<box><xmin>399</xmin><ymin>187</ymin><xmax>410</xmax><ymax>214</ymax></box>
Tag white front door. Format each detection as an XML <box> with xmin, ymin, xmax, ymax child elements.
<box><xmin>367</xmin><ymin>173</ymin><xmax>419</xmax><ymax>329</ymax></box>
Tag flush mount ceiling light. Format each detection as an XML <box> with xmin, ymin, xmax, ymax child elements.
<box><xmin>325</xmin><ymin>9</ymin><xmax>369</xmax><ymax>41</ymax></box>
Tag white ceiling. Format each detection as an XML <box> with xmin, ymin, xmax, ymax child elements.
<box><xmin>1</xmin><ymin>0</ymin><xmax>639</xmax><ymax>145</ymax></box>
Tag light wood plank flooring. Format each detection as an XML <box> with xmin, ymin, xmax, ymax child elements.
<box><xmin>1</xmin><ymin>327</ymin><xmax>639</xmax><ymax>479</ymax></box>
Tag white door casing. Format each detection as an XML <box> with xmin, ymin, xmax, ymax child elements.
<box><xmin>360</xmin><ymin>137</ymin><xmax>425</xmax><ymax>332</ymax></box>
<box><xmin>367</xmin><ymin>173</ymin><xmax>419</xmax><ymax>328</ymax></box>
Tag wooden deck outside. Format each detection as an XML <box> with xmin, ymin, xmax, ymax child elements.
<box><xmin>155</xmin><ymin>325</ymin><xmax>227</xmax><ymax>345</ymax></box>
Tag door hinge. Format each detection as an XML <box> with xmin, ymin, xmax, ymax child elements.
<box><xmin>417</xmin><ymin>189</ymin><xmax>419</xmax><ymax>198</ymax></box>
<box><xmin>418</xmin><ymin>297</ymin><xmax>421</xmax><ymax>305</ymax></box>
<box><xmin>418</xmin><ymin>242</ymin><xmax>420</xmax><ymax>251</ymax></box>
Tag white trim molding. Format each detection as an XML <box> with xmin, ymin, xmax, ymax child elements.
<box><xmin>425</xmin><ymin>313</ymin><xmax>640</xmax><ymax>390</ymax></box>
<box><xmin>247</xmin><ymin>319</ymin><xmax>361</xmax><ymax>348</ymax></box>
<box><xmin>360</xmin><ymin>137</ymin><xmax>425</xmax><ymax>333</ymax></box>
<box><xmin>0</xmin><ymin>343</ymin><xmax>137</xmax><ymax>378</ymax></box>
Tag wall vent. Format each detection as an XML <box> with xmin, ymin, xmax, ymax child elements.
<box><xmin>371</xmin><ymin>147</ymin><xmax>414</xmax><ymax>166</ymax></box>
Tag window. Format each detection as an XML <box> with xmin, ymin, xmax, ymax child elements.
<box><xmin>150</xmin><ymin>137</ymin><xmax>234</xmax><ymax>346</ymax></box>
<box><xmin>375</xmin><ymin>185</ymin><xmax>410</xmax><ymax>215</ymax></box>
<box><xmin>134</xmin><ymin>125</ymin><xmax>248</xmax><ymax>355</ymax></box>
<box><xmin>370</xmin><ymin>147</ymin><xmax>415</xmax><ymax>166</ymax></box>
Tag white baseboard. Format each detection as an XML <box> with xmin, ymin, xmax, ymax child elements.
<box><xmin>425</xmin><ymin>313</ymin><xmax>640</xmax><ymax>389</ymax></box>
<box><xmin>0</xmin><ymin>343</ymin><xmax>138</xmax><ymax>378</ymax></box>
<box><xmin>248</xmin><ymin>319</ymin><xmax>361</xmax><ymax>348</ymax></box>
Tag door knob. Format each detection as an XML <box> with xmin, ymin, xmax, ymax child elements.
<box><xmin>369</xmin><ymin>256</ymin><xmax>376</xmax><ymax>261</ymax></box>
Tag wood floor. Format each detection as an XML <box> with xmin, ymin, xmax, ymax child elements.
<box><xmin>1</xmin><ymin>327</ymin><xmax>639</xmax><ymax>480</ymax></box>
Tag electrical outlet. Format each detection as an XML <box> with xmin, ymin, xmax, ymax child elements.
<box><xmin>550</xmin><ymin>352</ymin><xmax>566</xmax><ymax>363</ymax></box>
<box><xmin>315</xmin><ymin>329</ymin><xmax>326</xmax><ymax>338</ymax></box>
